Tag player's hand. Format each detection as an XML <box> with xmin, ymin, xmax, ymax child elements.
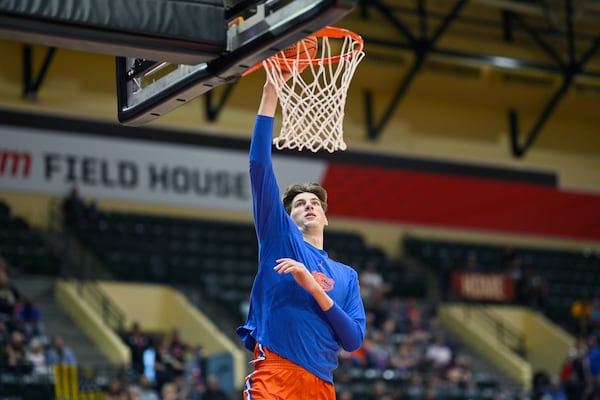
<box><xmin>274</xmin><ymin>258</ymin><xmax>320</xmax><ymax>293</ymax></box>
<box><xmin>264</xmin><ymin>68</ymin><xmax>293</xmax><ymax>89</ymax></box>
<box><xmin>280</xmin><ymin>69</ymin><xmax>295</xmax><ymax>81</ymax></box>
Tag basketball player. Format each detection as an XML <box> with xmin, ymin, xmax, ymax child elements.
<box><xmin>236</xmin><ymin>74</ymin><xmax>366</xmax><ymax>399</ymax></box>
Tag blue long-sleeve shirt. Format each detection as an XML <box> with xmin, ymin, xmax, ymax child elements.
<box><xmin>236</xmin><ymin>115</ymin><xmax>366</xmax><ymax>383</ymax></box>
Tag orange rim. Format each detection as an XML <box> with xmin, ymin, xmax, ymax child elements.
<box><xmin>242</xmin><ymin>26</ymin><xmax>363</xmax><ymax>76</ymax></box>
<box><xmin>271</xmin><ymin>26</ymin><xmax>364</xmax><ymax>67</ymax></box>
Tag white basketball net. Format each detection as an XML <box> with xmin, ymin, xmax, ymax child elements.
<box><xmin>263</xmin><ymin>33</ymin><xmax>365</xmax><ymax>152</ymax></box>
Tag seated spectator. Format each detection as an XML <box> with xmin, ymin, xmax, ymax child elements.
<box><xmin>407</xmin><ymin>316</ymin><xmax>433</xmax><ymax>348</ymax></box>
<box><xmin>46</xmin><ymin>334</ymin><xmax>77</xmax><ymax>366</ymax></box>
<box><xmin>188</xmin><ymin>345</ymin><xmax>206</xmax><ymax>400</ymax></box>
<box><xmin>168</xmin><ymin>327</ymin><xmax>190</xmax><ymax>355</ymax></box>
<box><xmin>522</xmin><ymin>268</ymin><xmax>548</xmax><ymax>311</ymax></box>
<box><xmin>586</xmin><ymin>335</ymin><xmax>600</xmax><ymax>393</ymax></box>
<box><xmin>340</xmin><ymin>336</ymin><xmax>376</xmax><ymax>369</ymax></box>
<box><xmin>500</xmin><ymin>245</ymin><xmax>518</xmax><ymax>270</ymax></box>
<box><xmin>544</xmin><ymin>375</ymin><xmax>567</xmax><ymax>400</ymax></box>
<box><xmin>366</xmin><ymin>299</ymin><xmax>388</xmax><ymax>332</ymax></box>
<box><xmin>85</xmin><ymin>199</ymin><xmax>99</xmax><ymax>222</ymax></box>
<box><xmin>571</xmin><ymin>295</ymin><xmax>592</xmax><ymax>337</ymax></box>
<box><xmin>155</xmin><ymin>335</ymin><xmax>186</xmax><ymax>390</ymax></box>
<box><xmin>172</xmin><ymin>374</ymin><xmax>192</xmax><ymax>400</ymax></box>
<box><xmin>404</xmin><ymin>297</ymin><xmax>424</xmax><ymax>333</ymax></box>
<box><xmin>589</xmin><ymin>298</ymin><xmax>600</xmax><ymax>335</ymax></box>
<box><xmin>444</xmin><ymin>354</ymin><xmax>475</xmax><ymax>390</ymax></box>
<box><xmin>103</xmin><ymin>377</ymin><xmax>128</xmax><ymax>400</ymax></box>
<box><xmin>426</xmin><ymin>317</ymin><xmax>447</xmax><ymax>340</ymax></box>
<box><xmin>503</xmin><ymin>252</ymin><xmax>525</xmax><ymax>304</ymax></box>
<box><xmin>124</xmin><ymin>322</ymin><xmax>150</xmax><ymax>378</ymax></box>
<box><xmin>26</xmin><ymin>337</ymin><xmax>48</xmax><ymax>375</ymax></box>
<box><xmin>360</xmin><ymin>262</ymin><xmax>390</xmax><ymax>305</ymax></box>
<box><xmin>14</xmin><ymin>294</ymin><xmax>45</xmax><ymax>339</ymax></box>
<box><xmin>62</xmin><ymin>187</ymin><xmax>87</xmax><ymax>228</ymax></box>
<box><xmin>386</xmin><ymin>296</ymin><xmax>409</xmax><ymax>333</ymax></box>
<box><xmin>154</xmin><ymin>336</ymin><xmax>172</xmax><ymax>392</ymax></box>
<box><xmin>62</xmin><ymin>187</ymin><xmax>101</xmax><ymax>227</ymax></box>
<box><xmin>167</xmin><ymin>341</ymin><xmax>187</xmax><ymax>381</ymax></box>
<box><xmin>162</xmin><ymin>383</ymin><xmax>178</xmax><ymax>400</ymax></box>
<box><xmin>560</xmin><ymin>342</ymin><xmax>587</xmax><ymax>400</ymax></box>
<box><xmin>388</xmin><ymin>340</ymin><xmax>421</xmax><ymax>372</ymax></box>
<box><xmin>504</xmin><ymin>252</ymin><xmax>522</xmax><ymax>280</ymax></box>
<box><xmin>423</xmin><ymin>375</ymin><xmax>445</xmax><ymax>400</ymax></box>
<box><xmin>165</xmin><ymin>328</ymin><xmax>191</xmax><ymax>380</ymax></box>
<box><xmin>142</xmin><ymin>338</ymin><xmax>158</xmax><ymax>384</ymax></box>
<box><xmin>203</xmin><ymin>375</ymin><xmax>230</xmax><ymax>400</ymax></box>
<box><xmin>0</xmin><ymin>270</ymin><xmax>21</xmax><ymax>325</ymax></box>
<box><xmin>127</xmin><ymin>384</ymin><xmax>140</xmax><ymax>400</ymax></box>
<box><xmin>366</xmin><ymin>380</ymin><xmax>389</xmax><ymax>400</ymax></box>
<box><xmin>425</xmin><ymin>335</ymin><xmax>453</xmax><ymax>371</ymax></box>
<box><xmin>338</xmin><ymin>390</ymin><xmax>354</xmax><ymax>400</ymax></box>
<box><xmin>463</xmin><ymin>252</ymin><xmax>481</xmax><ymax>273</ymax></box>
<box><xmin>3</xmin><ymin>330</ymin><xmax>33</xmax><ymax>374</ymax></box>
<box><xmin>380</xmin><ymin>317</ymin><xmax>398</xmax><ymax>347</ymax></box>
<box><xmin>502</xmin><ymin>246</ymin><xmax>527</xmax><ymax>304</ymax></box>
<box><xmin>369</xmin><ymin>330</ymin><xmax>393</xmax><ymax>369</ymax></box>
<box><xmin>532</xmin><ymin>370</ymin><xmax>551</xmax><ymax>400</ymax></box>
<box><xmin>138</xmin><ymin>374</ymin><xmax>160</xmax><ymax>400</ymax></box>
<box><xmin>0</xmin><ymin>255</ymin><xmax>17</xmax><ymax>277</ymax></box>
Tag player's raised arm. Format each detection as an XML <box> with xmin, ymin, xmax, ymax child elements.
<box><xmin>257</xmin><ymin>79</ymin><xmax>278</xmax><ymax>118</ymax></box>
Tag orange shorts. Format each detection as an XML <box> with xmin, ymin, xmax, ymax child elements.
<box><xmin>243</xmin><ymin>344</ymin><xmax>335</xmax><ymax>400</ymax></box>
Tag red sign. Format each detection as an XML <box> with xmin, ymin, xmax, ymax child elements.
<box><xmin>0</xmin><ymin>150</ymin><xmax>31</xmax><ymax>177</ymax></box>
<box><xmin>452</xmin><ymin>272</ymin><xmax>515</xmax><ymax>302</ymax></box>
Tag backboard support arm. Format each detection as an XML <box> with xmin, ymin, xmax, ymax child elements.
<box><xmin>117</xmin><ymin>0</ymin><xmax>358</xmax><ymax>126</ymax></box>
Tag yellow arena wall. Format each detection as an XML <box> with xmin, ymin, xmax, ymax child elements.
<box><xmin>1</xmin><ymin>5</ymin><xmax>599</xmax><ymax>252</ymax></box>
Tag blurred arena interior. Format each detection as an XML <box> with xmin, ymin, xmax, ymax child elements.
<box><xmin>0</xmin><ymin>0</ymin><xmax>599</xmax><ymax>399</ymax></box>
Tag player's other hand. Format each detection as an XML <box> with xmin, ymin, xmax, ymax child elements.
<box><xmin>274</xmin><ymin>258</ymin><xmax>320</xmax><ymax>293</ymax></box>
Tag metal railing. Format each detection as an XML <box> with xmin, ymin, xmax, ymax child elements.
<box><xmin>462</xmin><ymin>304</ymin><xmax>526</xmax><ymax>357</ymax></box>
<box><xmin>75</xmin><ymin>280</ymin><xmax>125</xmax><ymax>333</ymax></box>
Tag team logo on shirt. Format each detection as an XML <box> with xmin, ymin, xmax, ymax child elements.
<box><xmin>311</xmin><ymin>271</ymin><xmax>334</xmax><ymax>292</ymax></box>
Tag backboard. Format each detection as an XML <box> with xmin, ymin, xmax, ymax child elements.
<box><xmin>0</xmin><ymin>0</ymin><xmax>358</xmax><ymax>126</ymax></box>
<box><xmin>116</xmin><ymin>0</ymin><xmax>358</xmax><ymax>126</ymax></box>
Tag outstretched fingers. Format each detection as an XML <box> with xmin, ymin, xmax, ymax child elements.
<box><xmin>274</xmin><ymin>258</ymin><xmax>322</xmax><ymax>294</ymax></box>
<box><xmin>273</xmin><ymin>258</ymin><xmax>304</xmax><ymax>274</ymax></box>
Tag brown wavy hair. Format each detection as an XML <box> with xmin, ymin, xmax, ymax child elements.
<box><xmin>282</xmin><ymin>183</ymin><xmax>328</xmax><ymax>215</ymax></box>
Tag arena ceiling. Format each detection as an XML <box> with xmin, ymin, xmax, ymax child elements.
<box><xmin>335</xmin><ymin>0</ymin><xmax>600</xmax><ymax>156</ymax></box>
<box><xmin>1</xmin><ymin>0</ymin><xmax>599</xmax><ymax>158</ymax></box>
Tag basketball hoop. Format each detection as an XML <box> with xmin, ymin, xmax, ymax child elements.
<box><xmin>263</xmin><ymin>26</ymin><xmax>364</xmax><ymax>153</ymax></box>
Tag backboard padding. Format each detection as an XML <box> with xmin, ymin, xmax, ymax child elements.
<box><xmin>117</xmin><ymin>0</ymin><xmax>358</xmax><ymax>126</ymax></box>
<box><xmin>0</xmin><ymin>0</ymin><xmax>226</xmax><ymax>64</ymax></box>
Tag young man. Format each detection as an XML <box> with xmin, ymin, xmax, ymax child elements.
<box><xmin>236</xmin><ymin>76</ymin><xmax>366</xmax><ymax>399</ymax></box>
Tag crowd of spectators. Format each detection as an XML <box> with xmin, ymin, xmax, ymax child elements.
<box><xmin>571</xmin><ymin>296</ymin><xmax>600</xmax><ymax>339</ymax></box>
<box><xmin>2</xmin><ymin>187</ymin><xmax>235</xmax><ymax>400</ymax></box>
<box><xmin>1</xmin><ymin>251</ymin><xmax>230</xmax><ymax>400</ymax></box>
<box><xmin>333</xmin><ymin>262</ymin><xmax>487</xmax><ymax>400</ymax></box>
<box><xmin>1</xmin><ymin>252</ymin><xmax>224</xmax><ymax>400</ymax></box>
<box><xmin>530</xmin><ymin>333</ymin><xmax>600</xmax><ymax>400</ymax></box>
<box><xmin>116</xmin><ymin>322</ymin><xmax>230</xmax><ymax>400</ymax></box>
<box><xmin>0</xmin><ymin>255</ymin><xmax>77</xmax><ymax>379</ymax></box>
